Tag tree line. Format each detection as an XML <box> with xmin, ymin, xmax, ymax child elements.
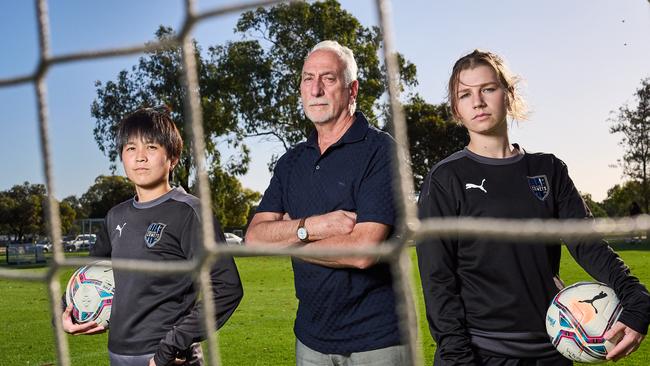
<box><xmin>0</xmin><ymin>177</ymin><xmax>134</xmax><ymax>242</ymax></box>
<box><xmin>0</xmin><ymin>175</ymin><xmax>260</xmax><ymax>243</ymax></box>
<box><xmin>1</xmin><ymin>174</ymin><xmax>645</xmax><ymax>243</ymax></box>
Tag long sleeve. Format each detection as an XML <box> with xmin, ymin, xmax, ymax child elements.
<box><xmin>89</xmin><ymin>218</ymin><xmax>111</xmax><ymax>258</ymax></box>
<box><xmin>154</xmin><ymin>216</ymin><xmax>243</xmax><ymax>366</ymax></box>
<box><xmin>62</xmin><ymin>218</ymin><xmax>111</xmax><ymax>312</ymax></box>
<box><xmin>554</xmin><ymin>158</ymin><xmax>650</xmax><ymax>335</ymax></box>
<box><xmin>417</xmin><ymin>172</ymin><xmax>478</xmax><ymax>365</ymax></box>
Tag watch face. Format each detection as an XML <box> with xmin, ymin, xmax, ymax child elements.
<box><xmin>297</xmin><ymin>227</ymin><xmax>308</xmax><ymax>240</ymax></box>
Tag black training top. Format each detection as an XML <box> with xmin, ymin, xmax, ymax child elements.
<box><xmin>417</xmin><ymin>146</ymin><xmax>650</xmax><ymax>364</ymax></box>
<box><xmin>91</xmin><ymin>187</ymin><xmax>243</xmax><ymax>365</ymax></box>
<box><xmin>257</xmin><ymin>112</ymin><xmax>401</xmax><ymax>354</ymax></box>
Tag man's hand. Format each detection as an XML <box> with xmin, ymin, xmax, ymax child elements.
<box><xmin>605</xmin><ymin>321</ymin><xmax>645</xmax><ymax>361</ymax></box>
<box><xmin>306</xmin><ymin>210</ymin><xmax>356</xmax><ymax>240</ymax></box>
<box><xmin>61</xmin><ymin>304</ymin><xmax>105</xmax><ymax>335</ymax></box>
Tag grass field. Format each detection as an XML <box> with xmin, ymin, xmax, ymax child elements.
<box><xmin>1</xmin><ymin>243</ymin><xmax>649</xmax><ymax>365</ymax></box>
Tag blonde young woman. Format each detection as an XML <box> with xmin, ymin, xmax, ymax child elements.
<box><xmin>417</xmin><ymin>50</ymin><xmax>649</xmax><ymax>365</ymax></box>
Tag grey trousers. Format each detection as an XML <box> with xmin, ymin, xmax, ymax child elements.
<box><xmin>296</xmin><ymin>339</ymin><xmax>408</xmax><ymax>366</ymax></box>
<box><xmin>109</xmin><ymin>343</ymin><xmax>203</xmax><ymax>366</ymax></box>
<box><xmin>108</xmin><ymin>351</ymin><xmax>155</xmax><ymax>366</ymax></box>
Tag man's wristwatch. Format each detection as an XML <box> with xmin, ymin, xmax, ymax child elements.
<box><xmin>297</xmin><ymin>217</ymin><xmax>310</xmax><ymax>243</ymax></box>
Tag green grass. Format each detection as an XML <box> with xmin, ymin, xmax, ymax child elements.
<box><xmin>219</xmin><ymin>256</ymin><xmax>297</xmax><ymax>366</ymax></box>
<box><xmin>1</xmin><ymin>244</ymin><xmax>649</xmax><ymax>365</ymax></box>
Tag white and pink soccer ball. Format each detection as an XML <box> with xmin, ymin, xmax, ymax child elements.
<box><xmin>546</xmin><ymin>281</ymin><xmax>622</xmax><ymax>363</ymax></box>
<box><xmin>65</xmin><ymin>260</ymin><xmax>114</xmax><ymax>328</ymax></box>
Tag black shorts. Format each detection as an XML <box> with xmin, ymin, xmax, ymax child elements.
<box><xmin>109</xmin><ymin>343</ymin><xmax>204</xmax><ymax>366</ymax></box>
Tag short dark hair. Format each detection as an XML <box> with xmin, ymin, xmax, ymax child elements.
<box><xmin>116</xmin><ymin>106</ymin><xmax>183</xmax><ymax>162</ymax></box>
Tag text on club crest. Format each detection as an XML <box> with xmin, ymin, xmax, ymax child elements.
<box><xmin>527</xmin><ymin>175</ymin><xmax>549</xmax><ymax>201</ymax></box>
<box><xmin>144</xmin><ymin>222</ymin><xmax>167</xmax><ymax>247</ymax></box>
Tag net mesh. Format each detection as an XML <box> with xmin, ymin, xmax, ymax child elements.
<box><xmin>1</xmin><ymin>1</ymin><xmax>649</xmax><ymax>365</ymax></box>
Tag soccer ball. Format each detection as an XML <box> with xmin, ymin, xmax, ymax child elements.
<box><xmin>546</xmin><ymin>281</ymin><xmax>622</xmax><ymax>363</ymax></box>
<box><xmin>65</xmin><ymin>260</ymin><xmax>114</xmax><ymax>328</ymax></box>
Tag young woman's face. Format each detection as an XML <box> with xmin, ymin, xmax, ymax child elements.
<box><xmin>121</xmin><ymin>136</ymin><xmax>174</xmax><ymax>191</ymax></box>
<box><xmin>455</xmin><ymin>65</ymin><xmax>508</xmax><ymax>137</ymax></box>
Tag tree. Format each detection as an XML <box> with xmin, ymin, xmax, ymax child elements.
<box><xmin>58</xmin><ymin>201</ymin><xmax>77</xmax><ymax>236</ymax></box>
<box><xmin>91</xmin><ymin>26</ymin><xmax>250</xmax><ymax>191</ymax></box>
<box><xmin>610</xmin><ymin>78</ymin><xmax>650</xmax><ymax>212</ymax></box>
<box><xmin>601</xmin><ymin>181</ymin><xmax>644</xmax><ymax>217</ymax></box>
<box><xmin>217</xmin><ymin>0</ymin><xmax>417</xmax><ymax>167</ymax></box>
<box><xmin>90</xmin><ymin>25</ymin><xmax>261</xmax><ymax>224</ymax></box>
<box><xmin>0</xmin><ymin>183</ymin><xmax>79</xmax><ymax>241</ymax></box>
<box><xmin>580</xmin><ymin>192</ymin><xmax>607</xmax><ymax>218</ymax></box>
<box><xmin>80</xmin><ymin>175</ymin><xmax>135</xmax><ymax>219</ymax></box>
<box><xmin>0</xmin><ymin>192</ymin><xmax>13</xmax><ymax>237</ymax></box>
<box><xmin>0</xmin><ymin>182</ymin><xmax>45</xmax><ymax>242</ymax></box>
<box><xmin>91</xmin><ymin>0</ymin><xmax>416</xmax><ymax>226</ymax></box>
<box><xmin>63</xmin><ymin>195</ymin><xmax>86</xmax><ymax>219</ymax></box>
<box><xmin>209</xmin><ymin>169</ymin><xmax>261</xmax><ymax>228</ymax></box>
<box><xmin>60</xmin><ymin>195</ymin><xmax>85</xmax><ymax>236</ymax></box>
<box><xmin>385</xmin><ymin>95</ymin><xmax>469</xmax><ymax>190</ymax></box>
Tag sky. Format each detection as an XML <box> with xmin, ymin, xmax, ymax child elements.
<box><xmin>1</xmin><ymin>0</ymin><xmax>649</xmax><ymax>202</ymax></box>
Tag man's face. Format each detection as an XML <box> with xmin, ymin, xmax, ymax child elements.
<box><xmin>300</xmin><ymin>49</ymin><xmax>358</xmax><ymax>124</ymax></box>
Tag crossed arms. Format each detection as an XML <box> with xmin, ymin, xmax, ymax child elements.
<box><xmin>245</xmin><ymin>210</ymin><xmax>390</xmax><ymax>269</ymax></box>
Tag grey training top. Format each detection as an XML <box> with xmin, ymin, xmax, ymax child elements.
<box><xmin>91</xmin><ymin>187</ymin><xmax>243</xmax><ymax>365</ymax></box>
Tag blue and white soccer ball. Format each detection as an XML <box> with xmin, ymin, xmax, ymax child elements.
<box><xmin>546</xmin><ymin>281</ymin><xmax>622</xmax><ymax>363</ymax></box>
<box><xmin>65</xmin><ymin>260</ymin><xmax>114</xmax><ymax>328</ymax></box>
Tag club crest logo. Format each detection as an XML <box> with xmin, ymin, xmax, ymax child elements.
<box><xmin>528</xmin><ymin>175</ymin><xmax>549</xmax><ymax>201</ymax></box>
<box><xmin>144</xmin><ymin>222</ymin><xmax>167</xmax><ymax>247</ymax></box>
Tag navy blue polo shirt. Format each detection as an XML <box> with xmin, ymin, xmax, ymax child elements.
<box><xmin>257</xmin><ymin>112</ymin><xmax>401</xmax><ymax>354</ymax></box>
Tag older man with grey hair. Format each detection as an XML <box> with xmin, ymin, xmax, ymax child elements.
<box><xmin>246</xmin><ymin>40</ymin><xmax>406</xmax><ymax>365</ymax></box>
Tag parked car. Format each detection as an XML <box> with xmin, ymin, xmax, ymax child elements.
<box><xmin>35</xmin><ymin>239</ymin><xmax>53</xmax><ymax>253</ymax></box>
<box><xmin>65</xmin><ymin>234</ymin><xmax>97</xmax><ymax>252</ymax></box>
<box><xmin>224</xmin><ymin>232</ymin><xmax>243</xmax><ymax>246</ymax></box>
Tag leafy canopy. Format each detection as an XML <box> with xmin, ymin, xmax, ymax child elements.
<box><xmin>610</xmin><ymin>78</ymin><xmax>650</xmax><ymax>212</ymax></box>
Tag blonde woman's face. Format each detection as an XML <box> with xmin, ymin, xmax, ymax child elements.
<box><xmin>455</xmin><ymin>65</ymin><xmax>508</xmax><ymax>137</ymax></box>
